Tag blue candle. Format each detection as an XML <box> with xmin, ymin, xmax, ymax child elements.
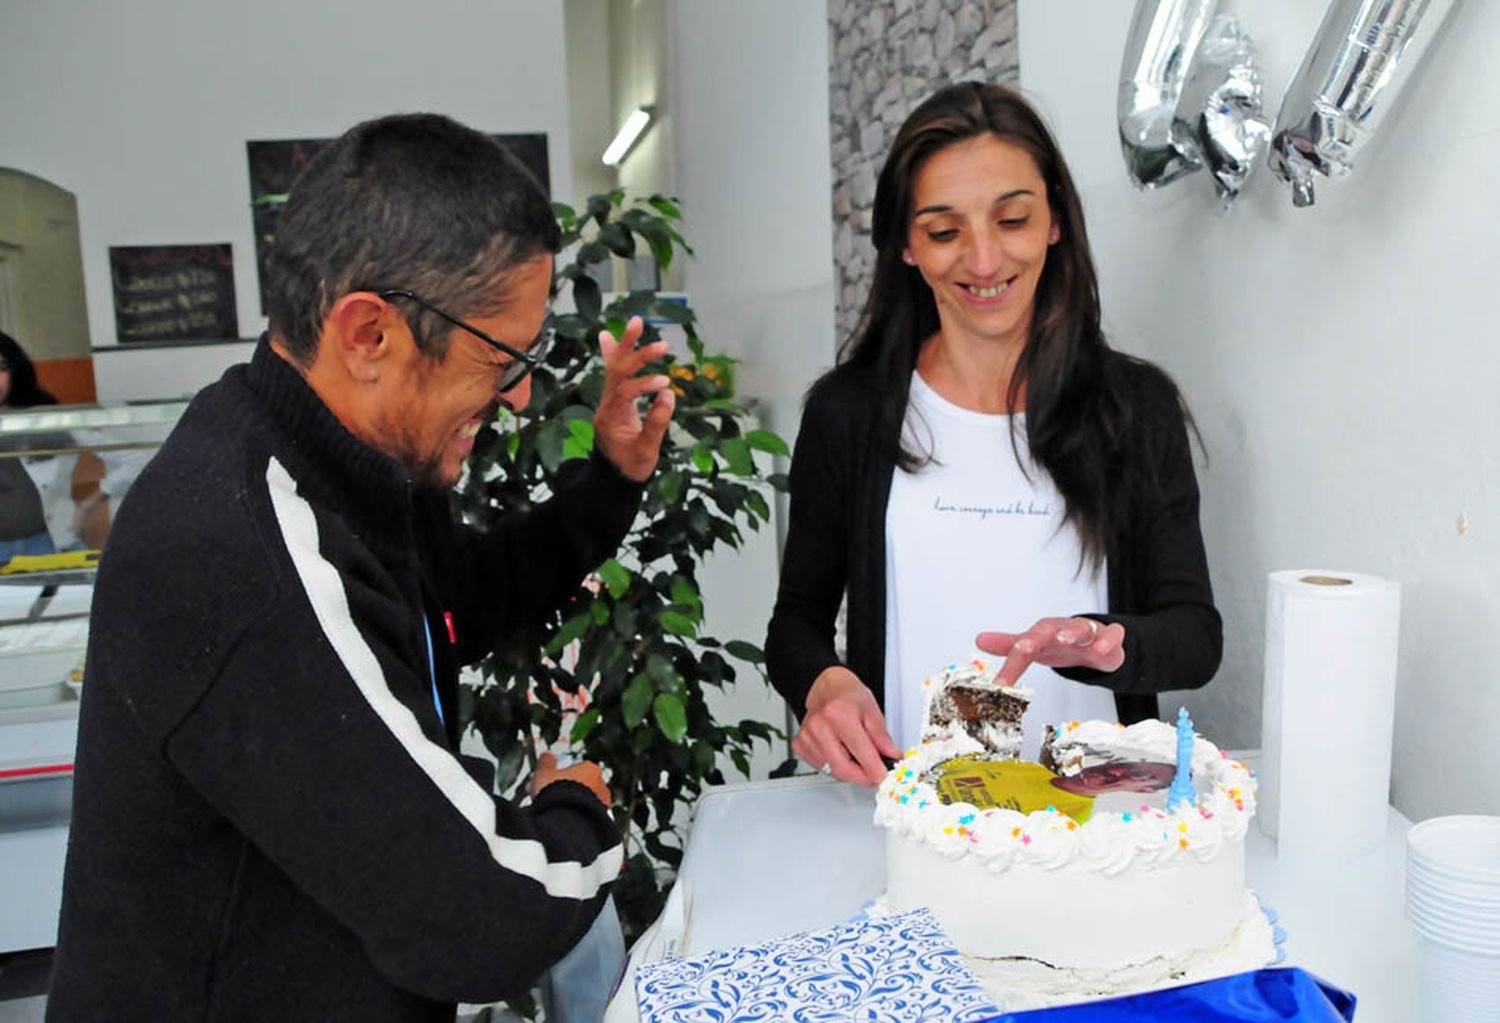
<box><xmin>1167</xmin><ymin>707</ymin><xmax>1196</xmax><ymax>813</ymax></box>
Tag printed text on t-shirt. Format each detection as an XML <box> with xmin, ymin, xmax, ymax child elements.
<box><xmin>932</xmin><ymin>497</ymin><xmax>1052</xmax><ymax>521</ymax></box>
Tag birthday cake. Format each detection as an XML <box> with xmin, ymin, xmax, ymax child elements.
<box><xmin>875</xmin><ymin>661</ymin><xmax>1275</xmax><ymax>1011</ymax></box>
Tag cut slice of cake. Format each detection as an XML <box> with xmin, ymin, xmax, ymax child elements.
<box><xmin>920</xmin><ymin>661</ymin><xmax>1033</xmax><ymax>759</ymax></box>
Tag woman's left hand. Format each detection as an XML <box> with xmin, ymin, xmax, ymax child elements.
<box><xmin>975</xmin><ymin>617</ymin><xmax>1126</xmax><ymax>687</ymax></box>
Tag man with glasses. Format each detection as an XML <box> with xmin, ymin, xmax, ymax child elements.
<box><xmin>49</xmin><ymin>113</ymin><xmax>672</xmax><ymax>1021</ymax></box>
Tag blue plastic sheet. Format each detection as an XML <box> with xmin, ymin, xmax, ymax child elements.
<box><xmin>982</xmin><ymin>968</ymin><xmax>1357</xmax><ymax>1023</ymax></box>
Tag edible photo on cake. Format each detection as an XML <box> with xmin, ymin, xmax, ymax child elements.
<box><xmin>914</xmin><ymin>662</ymin><xmax>1195</xmax><ymax>821</ymax></box>
<box><xmin>1050</xmin><ymin>759</ymin><xmax>1174</xmax><ymax>797</ymax></box>
<box><xmin>923</xmin><ymin>725</ymin><xmax>1190</xmax><ymax>822</ymax></box>
<box><xmin>1041</xmin><ymin>721</ymin><xmax>1198</xmax><ymax>816</ymax></box>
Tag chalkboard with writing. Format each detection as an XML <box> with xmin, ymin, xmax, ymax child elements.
<box><xmin>109</xmin><ymin>244</ymin><xmax>239</xmax><ymax>343</ymax></box>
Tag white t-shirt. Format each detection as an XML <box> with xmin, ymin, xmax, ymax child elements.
<box><xmin>882</xmin><ymin>373</ymin><xmax>1116</xmax><ymax>760</ymax></box>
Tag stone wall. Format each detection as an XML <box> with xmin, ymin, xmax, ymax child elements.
<box><xmin>827</xmin><ymin>0</ymin><xmax>1020</xmax><ymax>347</ymax></box>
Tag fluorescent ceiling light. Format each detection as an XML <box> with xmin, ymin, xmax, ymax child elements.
<box><xmin>602</xmin><ymin>106</ymin><xmax>654</xmax><ymax>167</ymax></box>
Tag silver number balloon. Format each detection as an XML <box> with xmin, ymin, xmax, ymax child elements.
<box><xmin>1171</xmin><ymin>15</ymin><xmax>1271</xmax><ymax>204</ymax></box>
<box><xmin>1269</xmin><ymin>0</ymin><xmax>1460</xmax><ymax>207</ymax></box>
<box><xmin>1118</xmin><ymin>0</ymin><xmax>1218</xmax><ymax>189</ymax></box>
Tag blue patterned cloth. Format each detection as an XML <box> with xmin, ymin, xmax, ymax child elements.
<box><xmin>635</xmin><ymin>907</ymin><xmax>999</xmax><ymax>1022</ymax></box>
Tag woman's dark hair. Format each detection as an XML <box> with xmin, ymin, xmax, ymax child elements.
<box><xmin>0</xmin><ymin>331</ymin><xmax>59</xmax><ymax>407</ymax></box>
<box><xmin>841</xmin><ymin>81</ymin><xmax>1160</xmax><ymax>571</ymax></box>
<box><xmin>265</xmin><ymin>113</ymin><xmax>562</xmax><ymax>365</ymax></box>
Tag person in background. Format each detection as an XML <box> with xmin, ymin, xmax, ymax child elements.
<box><xmin>0</xmin><ymin>331</ymin><xmax>125</xmax><ymax>557</ymax></box>
<box><xmin>0</xmin><ymin>330</ymin><xmax>61</xmax><ymax>561</ymax></box>
<box><xmin>0</xmin><ymin>330</ymin><xmax>59</xmax><ymax>409</ymax></box>
<box><xmin>766</xmin><ymin>82</ymin><xmax>1221</xmax><ymax>785</ymax></box>
<box><xmin>48</xmin><ymin>113</ymin><xmax>674</xmax><ymax>1021</ymax></box>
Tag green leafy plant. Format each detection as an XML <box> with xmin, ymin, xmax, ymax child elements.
<box><xmin>453</xmin><ymin>191</ymin><xmax>793</xmax><ymax>941</ymax></box>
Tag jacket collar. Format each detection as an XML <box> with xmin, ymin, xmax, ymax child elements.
<box><xmin>245</xmin><ymin>335</ymin><xmax>416</xmax><ymax>546</ymax></box>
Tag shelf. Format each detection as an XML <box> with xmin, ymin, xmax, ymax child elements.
<box><xmin>0</xmin><ymin>681</ymin><xmax>80</xmax><ymax>716</ymax></box>
<box><xmin>0</xmin><ymin>399</ymin><xmax>189</xmax><ymax>438</ymax></box>
<box><xmin>0</xmin><ymin>569</ymin><xmax>98</xmax><ymax>588</ymax></box>
<box><xmin>0</xmin><ymin>690</ymin><xmax>79</xmax><ymax>730</ymax></box>
<box><xmin>0</xmin><ymin>774</ymin><xmax>73</xmax><ymax>833</ymax></box>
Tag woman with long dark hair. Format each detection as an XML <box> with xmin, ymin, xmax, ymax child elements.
<box><xmin>0</xmin><ymin>330</ymin><xmax>59</xmax><ymax>409</ymax></box>
<box><xmin>0</xmin><ymin>330</ymin><xmax>62</xmax><ymax>560</ymax></box>
<box><xmin>766</xmin><ymin>83</ymin><xmax>1221</xmax><ymax>785</ymax></box>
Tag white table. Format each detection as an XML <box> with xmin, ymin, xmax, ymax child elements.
<box><xmin>665</xmin><ymin>771</ymin><xmax>1418</xmax><ymax>1022</ymax></box>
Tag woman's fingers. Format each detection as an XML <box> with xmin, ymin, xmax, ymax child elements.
<box><xmin>838</xmin><ymin>718</ymin><xmax>890</xmax><ymax>786</ymax></box>
<box><xmin>975</xmin><ymin>631</ymin><xmax>1017</xmax><ymax>656</ymax></box>
<box><xmin>792</xmin><ymin>717</ymin><xmax>851</xmax><ymax>778</ymax></box>
<box><xmin>795</xmin><ymin>670</ymin><xmax>898</xmax><ymax>786</ymax></box>
<box><xmin>1090</xmin><ymin>621</ymin><xmax>1127</xmax><ymax>671</ymax></box>
<box><xmin>797</xmin><ymin>722</ymin><xmax>861</xmax><ymax>782</ymax></box>
<box><xmin>979</xmin><ymin>618</ymin><xmax>1127</xmax><ymax>684</ymax></box>
<box><xmin>866</xmin><ymin>713</ymin><xmax>902</xmax><ymax>763</ymax></box>
<box><xmin>995</xmin><ymin>635</ymin><xmax>1041</xmax><ymax>686</ymax></box>
<box><xmin>797</xmin><ymin>705</ymin><xmax>872</xmax><ymax>784</ymax></box>
<box><xmin>994</xmin><ymin>619</ymin><xmax>1063</xmax><ymax>685</ymax></box>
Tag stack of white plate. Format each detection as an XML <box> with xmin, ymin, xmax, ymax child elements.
<box><xmin>1405</xmin><ymin>815</ymin><xmax>1500</xmax><ymax>1022</ymax></box>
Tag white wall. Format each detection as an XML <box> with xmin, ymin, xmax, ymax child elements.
<box><xmin>564</xmin><ymin>0</ymin><xmax>618</xmax><ymax>208</ymax></box>
<box><xmin>0</xmin><ymin>0</ymin><xmax>572</xmax><ymax>398</ymax></box>
<box><xmin>612</xmin><ymin>0</ymin><xmax>674</xmax><ymax>203</ymax></box>
<box><xmin>668</xmin><ymin>0</ymin><xmax>837</xmax><ymax>464</ymax></box>
<box><xmin>1019</xmin><ymin>0</ymin><xmax>1499</xmax><ymax>821</ymax></box>
<box><xmin>666</xmin><ymin>0</ymin><xmax>839</xmax><ymax>774</ymax></box>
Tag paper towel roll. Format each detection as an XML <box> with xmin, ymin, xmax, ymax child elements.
<box><xmin>1260</xmin><ymin>570</ymin><xmax>1401</xmax><ymax>861</ymax></box>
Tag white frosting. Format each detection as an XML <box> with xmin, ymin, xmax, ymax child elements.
<box><xmin>877</xmin><ymin>719</ymin><xmax>1257</xmax><ymax>877</ymax></box>
<box><xmin>877</xmin><ymin>717</ymin><xmax>1267</xmax><ymax>979</ymax></box>
<box><xmin>959</xmin><ymin>892</ymin><xmax>1276</xmax><ymax>1011</ymax></box>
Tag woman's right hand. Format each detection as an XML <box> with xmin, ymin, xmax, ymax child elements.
<box><xmin>793</xmin><ymin>666</ymin><xmax>902</xmax><ymax>787</ymax></box>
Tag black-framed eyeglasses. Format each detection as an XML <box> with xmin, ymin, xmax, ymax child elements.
<box><xmin>378</xmin><ymin>288</ymin><xmax>550</xmax><ymax>394</ymax></box>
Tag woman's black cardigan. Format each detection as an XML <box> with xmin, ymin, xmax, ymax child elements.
<box><xmin>765</xmin><ymin>354</ymin><xmax>1222</xmax><ymax>726</ymax></box>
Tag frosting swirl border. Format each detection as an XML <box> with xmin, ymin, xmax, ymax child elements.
<box><xmin>874</xmin><ymin>719</ymin><xmax>1258</xmax><ymax>876</ymax></box>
